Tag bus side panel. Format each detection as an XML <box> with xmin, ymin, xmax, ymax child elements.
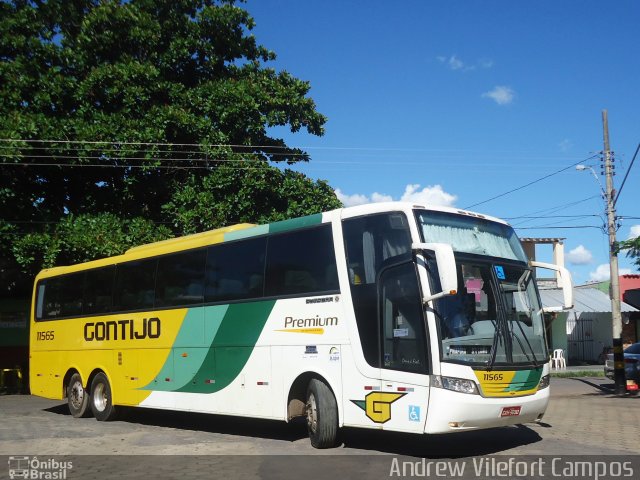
<box><xmin>111</xmin><ymin>348</ymin><xmax>141</xmax><ymax>406</ymax></box>
<box><xmin>139</xmin><ymin>297</ymin><xmax>348</xmax><ymax>420</ymax></box>
<box><xmin>31</xmin><ymin>308</ymin><xmax>187</xmax><ymax>407</ymax></box>
<box><xmin>339</xmin><ymin>349</ymin><xmax>431</xmax><ymax>433</ymax></box>
<box><xmin>29</xmin><ymin>350</ymin><xmax>62</xmax><ymax>399</ymax></box>
<box><xmin>339</xmin><ymin>344</ymin><xmax>383</xmax><ymax>430</ymax></box>
<box><xmin>266</xmin><ymin>297</ymin><xmax>347</xmax><ymax>423</ymax></box>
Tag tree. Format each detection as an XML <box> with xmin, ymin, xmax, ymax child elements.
<box><xmin>162</xmin><ymin>161</ymin><xmax>342</xmax><ymax>234</ymax></box>
<box><xmin>11</xmin><ymin>213</ymin><xmax>172</xmax><ymax>276</ymax></box>
<box><xmin>0</xmin><ymin>0</ymin><xmax>340</xmax><ymax>294</ymax></box>
<box><xmin>619</xmin><ymin>236</ymin><xmax>640</xmax><ymax>270</ymax></box>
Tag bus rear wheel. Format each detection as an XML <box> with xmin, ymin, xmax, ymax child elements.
<box><xmin>306</xmin><ymin>379</ymin><xmax>338</xmax><ymax>449</ymax></box>
<box><xmin>67</xmin><ymin>373</ymin><xmax>91</xmax><ymax>418</ymax></box>
<box><xmin>90</xmin><ymin>372</ymin><xmax>118</xmax><ymax>421</ymax></box>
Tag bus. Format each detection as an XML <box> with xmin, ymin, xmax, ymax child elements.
<box><xmin>30</xmin><ymin>202</ymin><xmax>573</xmax><ymax>448</ymax></box>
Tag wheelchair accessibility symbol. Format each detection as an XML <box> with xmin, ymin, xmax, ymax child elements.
<box><xmin>409</xmin><ymin>405</ymin><xmax>421</xmax><ymax>422</ymax></box>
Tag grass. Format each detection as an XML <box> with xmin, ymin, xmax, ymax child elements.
<box><xmin>550</xmin><ymin>370</ymin><xmax>605</xmax><ymax>378</ymax></box>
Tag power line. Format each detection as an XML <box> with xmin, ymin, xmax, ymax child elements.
<box><xmin>614</xmin><ymin>142</ymin><xmax>639</xmax><ymax>206</ymax></box>
<box><xmin>514</xmin><ymin>225</ymin><xmax>603</xmax><ymax>230</ymax></box>
<box><xmin>502</xmin><ymin>214</ymin><xmax>600</xmax><ymax>220</ymax></box>
<box><xmin>464</xmin><ymin>154</ymin><xmax>600</xmax><ymax>210</ymax></box>
<box><xmin>503</xmin><ymin>195</ymin><xmax>601</xmax><ymax>221</ymax></box>
<box><xmin>0</xmin><ymin>138</ymin><xmax>603</xmax><ymax>158</ymax></box>
<box><xmin>1</xmin><ymin>151</ymin><xmax>598</xmax><ymax>169</ymax></box>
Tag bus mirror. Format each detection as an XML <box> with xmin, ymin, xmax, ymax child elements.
<box><xmin>412</xmin><ymin>242</ymin><xmax>458</xmax><ymax>304</ymax></box>
<box><xmin>530</xmin><ymin>261</ymin><xmax>574</xmax><ymax>310</ymax></box>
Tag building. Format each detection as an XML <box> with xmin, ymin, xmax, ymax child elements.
<box><xmin>521</xmin><ymin>238</ymin><xmax>639</xmax><ymax>365</ymax></box>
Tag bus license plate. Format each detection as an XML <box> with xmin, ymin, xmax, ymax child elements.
<box><xmin>500</xmin><ymin>406</ymin><xmax>521</xmax><ymax>417</ymax></box>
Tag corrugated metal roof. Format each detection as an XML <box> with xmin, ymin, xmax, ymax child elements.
<box><xmin>539</xmin><ymin>287</ymin><xmax>638</xmax><ymax>313</ymax></box>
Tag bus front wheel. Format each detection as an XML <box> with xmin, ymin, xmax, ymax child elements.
<box><xmin>306</xmin><ymin>379</ymin><xmax>338</xmax><ymax>448</ymax></box>
<box><xmin>90</xmin><ymin>372</ymin><xmax>118</xmax><ymax>421</ymax></box>
<box><xmin>67</xmin><ymin>373</ymin><xmax>91</xmax><ymax>418</ymax></box>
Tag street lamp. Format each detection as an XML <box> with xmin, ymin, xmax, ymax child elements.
<box><xmin>575</xmin><ymin>165</ymin><xmax>605</xmax><ymax>197</ymax></box>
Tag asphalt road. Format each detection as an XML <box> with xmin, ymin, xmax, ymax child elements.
<box><xmin>0</xmin><ymin>377</ymin><xmax>638</xmax><ymax>479</ymax></box>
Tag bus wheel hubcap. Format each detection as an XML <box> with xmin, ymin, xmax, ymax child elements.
<box><xmin>93</xmin><ymin>383</ymin><xmax>107</xmax><ymax>412</ymax></box>
<box><xmin>70</xmin><ymin>382</ymin><xmax>84</xmax><ymax>409</ymax></box>
<box><xmin>306</xmin><ymin>393</ymin><xmax>318</xmax><ymax>433</ymax></box>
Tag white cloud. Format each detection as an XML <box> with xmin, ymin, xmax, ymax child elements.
<box><xmin>335</xmin><ymin>184</ymin><xmax>457</xmax><ymax>208</ymax></box>
<box><xmin>399</xmin><ymin>184</ymin><xmax>457</xmax><ymax>207</ymax></box>
<box><xmin>559</xmin><ymin>139</ymin><xmax>573</xmax><ymax>153</ymax></box>
<box><xmin>334</xmin><ymin>189</ymin><xmax>369</xmax><ymax>207</ymax></box>
<box><xmin>482</xmin><ymin>86</ymin><xmax>515</xmax><ymax>105</ymax></box>
<box><xmin>371</xmin><ymin>192</ymin><xmax>393</xmax><ymax>203</ymax></box>
<box><xmin>437</xmin><ymin>55</ymin><xmax>493</xmax><ymax>72</ymax></box>
<box><xmin>589</xmin><ymin>263</ymin><xmax>632</xmax><ymax>282</ymax></box>
<box><xmin>566</xmin><ymin>245</ymin><xmax>593</xmax><ymax>265</ymax></box>
<box><xmin>629</xmin><ymin>225</ymin><xmax>640</xmax><ymax>240</ymax></box>
<box><xmin>448</xmin><ymin>55</ymin><xmax>465</xmax><ymax>70</ymax></box>
<box><xmin>478</xmin><ymin>58</ymin><xmax>494</xmax><ymax>69</ymax></box>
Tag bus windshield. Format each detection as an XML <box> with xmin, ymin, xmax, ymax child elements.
<box><xmin>434</xmin><ymin>260</ymin><xmax>547</xmax><ymax>367</ymax></box>
<box><xmin>416</xmin><ymin>210</ymin><xmax>546</xmax><ymax>368</ymax></box>
<box><xmin>416</xmin><ymin>210</ymin><xmax>527</xmax><ymax>262</ymax></box>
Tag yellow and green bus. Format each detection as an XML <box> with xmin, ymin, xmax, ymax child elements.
<box><xmin>30</xmin><ymin>202</ymin><xmax>572</xmax><ymax>448</ymax></box>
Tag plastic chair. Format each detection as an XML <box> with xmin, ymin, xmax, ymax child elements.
<box><xmin>551</xmin><ymin>349</ymin><xmax>566</xmax><ymax>370</ymax></box>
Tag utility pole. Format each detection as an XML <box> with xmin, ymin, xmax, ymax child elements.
<box><xmin>602</xmin><ymin>109</ymin><xmax>626</xmax><ymax>395</ymax></box>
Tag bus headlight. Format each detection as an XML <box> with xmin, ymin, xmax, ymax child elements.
<box><xmin>431</xmin><ymin>375</ymin><xmax>479</xmax><ymax>395</ymax></box>
<box><xmin>538</xmin><ymin>374</ymin><xmax>550</xmax><ymax>390</ymax></box>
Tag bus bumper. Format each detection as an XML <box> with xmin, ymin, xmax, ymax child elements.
<box><xmin>424</xmin><ymin>386</ymin><xmax>550</xmax><ymax>433</ymax></box>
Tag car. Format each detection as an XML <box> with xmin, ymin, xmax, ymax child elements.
<box><xmin>604</xmin><ymin>343</ymin><xmax>640</xmax><ymax>385</ymax></box>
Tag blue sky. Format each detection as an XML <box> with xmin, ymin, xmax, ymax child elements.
<box><xmin>246</xmin><ymin>0</ymin><xmax>640</xmax><ymax>285</ymax></box>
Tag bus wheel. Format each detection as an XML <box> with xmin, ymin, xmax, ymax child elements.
<box><xmin>67</xmin><ymin>373</ymin><xmax>91</xmax><ymax>418</ymax></box>
<box><xmin>306</xmin><ymin>379</ymin><xmax>338</xmax><ymax>449</ymax></box>
<box><xmin>90</xmin><ymin>372</ymin><xmax>118</xmax><ymax>421</ymax></box>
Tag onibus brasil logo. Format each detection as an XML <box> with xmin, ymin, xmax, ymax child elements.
<box><xmin>8</xmin><ymin>456</ymin><xmax>73</xmax><ymax>479</ymax></box>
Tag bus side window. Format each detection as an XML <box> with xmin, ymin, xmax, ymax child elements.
<box><xmin>155</xmin><ymin>249</ymin><xmax>206</xmax><ymax>307</ymax></box>
<box><xmin>380</xmin><ymin>263</ymin><xmax>428</xmax><ymax>374</ymax></box>
<box><xmin>83</xmin><ymin>266</ymin><xmax>115</xmax><ymax>315</ymax></box>
<box><xmin>113</xmin><ymin>259</ymin><xmax>158</xmax><ymax>312</ymax></box>
<box><xmin>205</xmin><ymin>237</ymin><xmax>267</xmax><ymax>303</ymax></box>
<box><xmin>264</xmin><ymin>225</ymin><xmax>338</xmax><ymax>297</ymax></box>
<box><xmin>41</xmin><ymin>278</ymin><xmax>62</xmax><ymax>319</ymax></box>
<box><xmin>343</xmin><ymin>212</ymin><xmax>412</xmax><ymax>369</ymax></box>
<box><xmin>38</xmin><ymin>272</ymin><xmax>85</xmax><ymax>320</ymax></box>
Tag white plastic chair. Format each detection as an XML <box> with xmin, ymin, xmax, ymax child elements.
<box><xmin>551</xmin><ymin>349</ymin><xmax>566</xmax><ymax>370</ymax></box>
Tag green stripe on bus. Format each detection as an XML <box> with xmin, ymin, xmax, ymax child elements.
<box><xmin>504</xmin><ymin>369</ymin><xmax>543</xmax><ymax>392</ymax></box>
<box><xmin>177</xmin><ymin>300</ymin><xmax>276</xmax><ymax>393</ymax></box>
<box><xmin>142</xmin><ymin>306</ymin><xmax>228</xmax><ymax>391</ymax></box>
<box><xmin>145</xmin><ymin>300</ymin><xmax>276</xmax><ymax>394</ymax></box>
<box><xmin>267</xmin><ymin>213</ymin><xmax>323</xmax><ymax>234</ymax></box>
<box><xmin>223</xmin><ymin>224</ymin><xmax>269</xmax><ymax>242</ymax></box>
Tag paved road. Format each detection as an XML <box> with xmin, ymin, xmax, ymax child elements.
<box><xmin>0</xmin><ymin>378</ymin><xmax>638</xmax><ymax>479</ymax></box>
<box><xmin>0</xmin><ymin>377</ymin><xmax>637</xmax><ymax>457</ymax></box>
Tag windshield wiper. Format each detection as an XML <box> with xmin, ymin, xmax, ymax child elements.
<box><xmin>487</xmin><ymin>266</ymin><xmax>511</xmax><ymax>370</ymax></box>
<box><xmin>510</xmin><ymin>320</ymin><xmax>538</xmax><ymax>368</ymax></box>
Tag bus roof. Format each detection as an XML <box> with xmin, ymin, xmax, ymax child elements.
<box><xmin>35</xmin><ymin>202</ymin><xmax>511</xmax><ymax>280</ymax></box>
<box><xmin>339</xmin><ymin>201</ymin><xmax>510</xmax><ymax>226</ymax></box>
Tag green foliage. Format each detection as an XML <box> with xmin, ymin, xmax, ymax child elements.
<box><xmin>0</xmin><ymin>0</ymin><xmax>340</xmax><ymax>294</ymax></box>
<box><xmin>163</xmin><ymin>161</ymin><xmax>343</xmax><ymax>234</ymax></box>
<box><xmin>550</xmin><ymin>370</ymin><xmax>605</xmax><ymax>378</ymax></box>
<box><xmin>1</xmin><ymin>0</ymin><xmax>328</xmax><ymax>220</ymax></box>
<box><xmin>618</xmin><ymin>236</ymin><xmax>640</xmax><ymax>270</ymax></box>
<box><xmin>11</xmin><ymin>214</ymin><xmax>171</xmax><ymax>276</ymax></box>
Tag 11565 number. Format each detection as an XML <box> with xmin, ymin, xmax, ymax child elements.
<box><xmin>36</xmin><ymin>331</ymin><xmax>55</xmax><ymax>341</ymax></box>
